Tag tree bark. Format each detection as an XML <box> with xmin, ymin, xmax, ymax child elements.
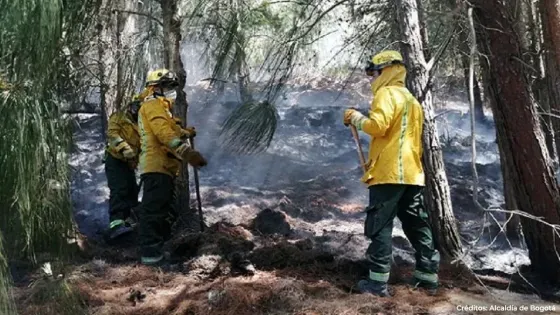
<box><xmin>416</xmin><ymin>0</ymin><xmax>431</xmax><ymax>61</ymax></box>
<box><xmin>527</xmin><ymin>0</ymin><xmax>558</xmax><ymax>165</ymax></box>
<box><xmin>540</xmin><ymin>0</ymin><xmax>560</xmax><ymax>166</ymax></box>
<box><xmin>115</xmin><ymin>8</ymin><xmax>125</xmax><ymax>110</ymax></box>
<box><xmin>233</xmin><ymin>0</ymin><xmax>252</xmax><ymax>104</ymax></box>
<box><xmin>542</xmin><ymin>0</ymin><xmax>560</xmax><ymax>69</ymax></box>
<box><xmin>96</xmin><ymin>0</ymin><xmax>113</xmax><ymax>140</ymax></box>
<box><xmin>472</xmin><ymin>0</ymin><xmax>560</xmax><ymax>284</ymax></box>
<box><xmin>498</xmin><ymin>144</ymin><xmax>522</xmax><ymax>243</ymax></box>
<box><xmin>395</xmin><ymin>0</ymin><xmax>463</xmax><ymax>260</ymax></box>
<box><xmin>160</xmin><ymin>0</ymin><xmax>191</xmax><ymax>216</ymax></box>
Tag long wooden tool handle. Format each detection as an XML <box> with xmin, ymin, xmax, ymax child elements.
<box><xmin>189</xmin><ymin>136</ymin><xmax>205</xmax><ymax>232</ymax></box>
<box><xmin>350</xmin><ymin>125</ymin><xmax>367</xmax><ymax>173</ymax></box>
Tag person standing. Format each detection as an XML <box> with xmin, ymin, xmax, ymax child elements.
<box><xmin>343</xmin><ymin>50</ymin><xmax>440</xmax><ymax>297</ymax></box>
<box><xmin>104</xmin><ymin>98</ymin><xmax>142</xmax><ymax>240</ymax></box>
<box><xmin>137</xmin><ymin>68</ymin><xmax>206</xmax><ymax>266</ymax></box>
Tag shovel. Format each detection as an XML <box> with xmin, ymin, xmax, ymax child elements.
<box><xmin>349</xmin><ymin>125</ymin><xmax>367</xmax><ymax>173</ymax></box>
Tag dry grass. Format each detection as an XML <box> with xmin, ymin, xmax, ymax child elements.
<box><xmin>12</xmin><ymin>224</ymin><xmax>557</xmax><ymax>315</ymax></box>
<box><xmin>12</xmin><ymin>258</ymin><xmax>486</xmax><ymax>315</ymax></box>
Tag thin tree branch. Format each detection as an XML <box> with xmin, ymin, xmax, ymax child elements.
<box><xmin>418</xmin><ymin>24</ymin><xmax>458</xmax><ymax>103</ymax></box>
<box><xmin>468</xmin><ymin>6</ymin><xmax>481</xmax><ymax>209</ymax></box>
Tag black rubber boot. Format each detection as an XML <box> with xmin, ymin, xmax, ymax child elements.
<box><xmin>106</xmin><ymin>219</ymin><xmax>134</xmax><ymax>241</ymax></box>
<box><xmin>357</xmin><ymin>279</ymin><xmax>391</xmax><ymax>297</ymax></box>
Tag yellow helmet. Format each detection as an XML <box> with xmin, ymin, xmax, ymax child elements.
<box><xmin>145</xmin><ymin>68</ymin><xmax>179</xmax><ymax>88</ymax></box>
<box><xmin>366</xmin><ymin>50</ymin><xmax>404</xmax><ymax>73</ymax></box>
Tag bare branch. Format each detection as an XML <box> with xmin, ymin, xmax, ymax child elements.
<box><xmin>468</xmin><ymin>6</ymin><xmax>481</xmax><ymax>209</ymax></box>
<box><xmin>418</xmin><ymin>24</ymin><xmax>458</xmax><ymax>103</ymax></box>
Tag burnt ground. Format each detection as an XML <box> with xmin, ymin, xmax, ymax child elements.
<box><xmin>11</xmin><ymin>84</ymin><xmax>560</xmax><ymax>314</ymax></box>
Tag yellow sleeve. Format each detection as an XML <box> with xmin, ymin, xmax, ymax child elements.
<box><xmin>143</xmin><ymin>103</ymin><xmax>182</xmax><ymax>149</ymax></box>
<box><xmin>360</xmin><ymin>88</ymin><xmax>395</xmax><ymax>137</ymax></box>
<box><xmin>107</xmin><ymin>113</ymin><xmax>125</xmax><ymax>147</ymax></box>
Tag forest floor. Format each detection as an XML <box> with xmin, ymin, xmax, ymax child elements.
<box><xmin>10</xmin><ymin>222</ymin><xmax>560</xmax><ymax>315</ymax></box>
<box><xmin>10</xmin><ymin>83</ymin><xmax>560</xmax><ymax>314</ymax></box>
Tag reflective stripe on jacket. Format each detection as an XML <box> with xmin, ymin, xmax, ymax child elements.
<box><xmin>106</xmin><ymin>112</ymin><xmax>140</xmax><ymax>162</ymax></box>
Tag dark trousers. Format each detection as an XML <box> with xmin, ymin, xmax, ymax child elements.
<box><xmin>104</xmin><ymin>154</ymin><xmax>139</xmax><ymax>223</ymax></box>
<box><xmin>138</xmin><ymin>172</ymin><xmax>177</xmax><ymax>258</ymax></box>
<box><xmin>364</xmin><ymin>184</ymin><xmax>440</xmax><ymax>283</ymax></box>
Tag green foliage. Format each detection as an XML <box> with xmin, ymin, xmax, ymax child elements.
<box><xmin>0</xmin><ymin>88</ymin><xmax>73</xmax><ymax>260</ymax></box>
<box><xmin>219</xmin><ymin>101</ymin><xmax>278</xmax><ymax>154</ymax></box>
<box><xmin>24</xmin><ymin>276</ymin><xmax>87</xmax><ymax>315</ymax></box>
<box><xmin>0</xmin><ymin>235</ymin><xmax>16</xmax><ymax>315</ymax></box>
<box><xmin>0</xmin><ymin>0</ymin><xmax>96</xmax><ymax>286</ymax></box>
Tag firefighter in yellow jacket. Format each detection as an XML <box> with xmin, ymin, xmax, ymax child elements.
<box><xmin>104</xmin><ymin>97</ymin><xmax>142</xmax><ymax>240</ymax></box>
<box><xmin>343</xmin><ymin>50</ymin><xmax>440</xmax><ymax>296</ymax></box>
<box><xmin>137</xmin><ymin>68</ymin><xmax>207</xmax><ymax>266</ymax></box>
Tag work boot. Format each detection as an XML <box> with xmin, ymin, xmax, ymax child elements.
<box><xmin>108</xmin><ymin>219</ymin><xmax>134</xmax><ymax>240</ymax></box>
<box><xmin>140</xmin><ymin>243</ymin><xmax>181</xmax><ymax>272</ymax></box>
<box><xmin>124</xmin><ymin>216</ymin><xmax>137</xmax><ymax>230</ymax></box>
<box><xmin>357</xmin><ymin>279</ymin><xmax>391</xmax><ymax>297</ymax></box>
<box><xmin>410</xmin><ymin>277</ymin><xmax>438</xmax><ymax>295</ymax></box>
<box><xmin>141</xmin><ymin>255</ymin><xmax>181</xmax><ymax>272</ymax></box>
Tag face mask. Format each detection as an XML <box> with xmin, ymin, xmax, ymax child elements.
<box><xmin>164</xmin><ymin>90</ymin><xmax>177</xmax><ymax>101</ymax></box>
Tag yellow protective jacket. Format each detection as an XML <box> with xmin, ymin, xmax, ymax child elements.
<box><xmin>138</xmin><ymin>96</ymin><xmax>184</xmax><ymax>177</ymax></box>
<box><xmin>359</xmin><ymin>64</ymin><xmax>425</xmax><ymax>186</ymax></box>
<box><xmin>106</xmin><ymin>111</ymin><xmax>140</xmax><ymax>162</ymax></box>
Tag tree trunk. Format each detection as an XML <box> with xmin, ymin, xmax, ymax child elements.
<box><xmin>491</xmin><ymin>92</ymin><xmax>522</xmax><ymax>242</ymax></box>
<box><xmin>527</xmin><ymin>0</ymin><xmax>559</xmax><ymax>165</ymax></box>
<box><xmin>113</xmin><ymin>0</ymin><xmax>137</xmax><ymax>109</ymax></box>
<box><xmin>96</xmin><ymin>1</ymin><xmax>112</xmax><ymax>140</ymax></box>
<box><xmin>160</xmin><ymin>0</ymin><xmax>191</xmax><ymax>217</ymax></box>
<box><xmin>395</xmin><ymin>0</ymin><xmax>463</xmax><ymax>260</ymax></box>
<box><xmin>540</xmin><ymin>0</ymin><xmax>560</xmax><ymax>166</ymax></box>
<box><xmin>115</xmin><ymin>9</ymin><xmax>125</xmax><ymax>110</ymax></box>
<box><xmin>233</xmin><ymin>0</ymin><xmax>252</xmax><ymax>104</ymax></box>
<box><xmin>416</xmin><ymin>0</ymin><xmax>431</xmax><ymax>61</ymax></box>
<box><xmin>213</xmin><ymin>0</ymin><xmax>226</xmax><ymax>96</ymax></box>
<box><xmin>542</xmin><ymin>0</ymin><xmax>560</xmax><ymax>68</ymax></box>
<box><xmin>472</xmin><ymin>0</ymin><xmax>560</xmax><ymax>284</ymax></box>
<box><xmin>499</xmin><ymin>145</ymin><xmax>522</xmax><ymax>243</ymax></box>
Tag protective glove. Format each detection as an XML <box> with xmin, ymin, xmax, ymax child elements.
<box><xmin>343</xmin><ymin>108</ymin><xmax>365</xmax><ymax>128</ymax></box>
<box><xmin>181</xmin><ymin>126</ymin><xmax>196</xmax><ymax>138</ymax></box>
<box><xmin>122</xmin><ymin>147</ymin><xmax>135</xmax><ymax>159</ymax></box>
<box><xmin>116</xmin><ymin>141</ymin><xmax>135</xmax><ymax>159</ymax></box>
<box><xmin>175</xmin><ymin>141</ymin><xmax>191</xmax><ymax>156</ymax></box>
<box><xmin>184</xmin><ymin>150</ymin><xmax>207</xmax><ymax>168</ymax></box>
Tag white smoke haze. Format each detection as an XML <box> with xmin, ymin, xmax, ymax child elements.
<box><xmin>70</xmin><ymin>37</ymin><xmax>527</xmax><ymax>277</ymax></box>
